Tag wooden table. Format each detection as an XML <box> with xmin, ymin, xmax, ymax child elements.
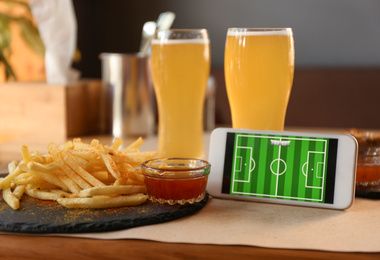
<box><xmin>1</xmin><ymin>234</ymin><xmax>378</xmax><ymax>260</ymax></box>
<box><xmin>0</xmin><ymin>129</ymin><xmax>379</xmax><ymax>259</ymax></box>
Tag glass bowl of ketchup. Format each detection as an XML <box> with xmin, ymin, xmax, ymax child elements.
<box><xmin>141</xmin><ymin>158</ymin><xmax>211</xmax><ymax>205</ymax></box>
<box><xmin>347</xmin><ymin>129</ymin><xmax>380</xmax><ymax>188</ymax></box>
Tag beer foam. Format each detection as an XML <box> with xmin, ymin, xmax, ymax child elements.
<box><xmin>151</xmin><ymin>39</ymin><xmax>210</xmax><ymax>45</ymax></box>
<box><xmin>227</xmin><ymin>29</ymin><xmax>292</xmax><ymax>37</ymax></box>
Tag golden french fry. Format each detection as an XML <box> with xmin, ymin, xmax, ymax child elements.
<box><xmin>30</xmin><ymin>151</ymin><xmax>45</xmax><ymax>164</ymax></box>
<box><xmin>79</xmin><ymin>185</ymin><xmax>146</xmax><ymax>197</ymax></box>
<box><xmin>65</xmin><ymin>149</ymin><xmax>99</xmax><ymax>161</ymax></box>
<box><xmin>0</xmin><ymin>161</ymin><xmax>26</xmax><ymax>190</ymax></box>
<box><xmin>13</xmin><ymin>172</ymin><xmax>42</xmax><ymax>185</ymax></box>
<box><xmin>8</xmin><ymin>160</ymin><xmax>18</xmax><ymax>174</ymax></box>
<box><xmin>86</xmin><ymin>158</ymin><xmax>108</xmax><ymax>171</ymax></box>
<box><xmin>61</xmin><ymin>150</ymin><xmax>105</xmax><ymax>187</ymax></box>
<box><xmin>41</xmin><ymin>154</ymin><xmax>55</xmax><ymax>164</ymax></box>
<box><xmin>73</xmin><ymin>139</ymin><xmax>97</xmax><ymax>151</ymax></box>
<box><xmin>27</xmin><ymin>161</ymin><xmax>57</xmax><ymax>173</ymax></box>
<box><xmin>13</xmin><ymin>185</ymin><xmax>26</xmax><ymax>199</ymax></box>
<box><xmin>125</xmin><ymin>178</ymin><xmax>145</xmax><ymax>186</ymax></box>
<box><xmin>28</xmin><ymin>154</ymin><xmax>46</xmax><ymax>164</ymax></box>
<box><xmin>21</xmin><ymin>145</ymin><xmax>31</xmax><ymax>164</ymax></box>
<box><xmin>102</xmin><ymin>145</ymin><xmax>119</xmax><ymax>156</ymax></box>
<box><xmin>113</xmin><ymin>151</ymin><xmax>158</xmax><ymax>165</ymax></box>
<box><xmin>90</xmin><ymin>139</ymin><xmax>100</xmax><ymax>147</ymax></box>
<box><xmin>100</xmin><ymin>147</ymin><xmax>121</xmax><ymax>180</ymax></box>
<box><xmin>68</xmin><ymin>153</ymin><xmax>91</xmax><ymax>171</ymax></box>
<box><xmin>122</xmin><ymin>137</ymin><xmax>143</xmax><ymax>152</ymax></box>
<box><xmin>111</xmin><ymin>137</ymin><xmax>123</xmax><ymax>150</ymax></box>
<box><xmin>118</xmin><ymin>162</ymin><xmax>135</xmax><ymax>175</ymax></box>
<box><xmin>25</xmin><ymin>188</ymin><xmax>64</xmax><ymax>201</ymax></box>
<box><xmin>129</xmin><ymin>171</ymin><xmax>145</xmax><ymax>184</ymax></box>
<box><xmin>20</xmin><ymin>168</ymin><xmax>66</xmax><ymax>190</ymax></box>
<box><xmin>57</xmin><ymin>173</ymin><xmax>81</xmax><ymax>194</ymax></box>
<box><xmin>22</xmin><ymin>163</ymin><xmax>68</xmax><ymax>191</ymax></box>
<box><xmin>114</xmin><ymin>178</ymin><xmax>127</xmax><ymax>186</ymax></box>
<box><xmin>3</xmin><ymin>188</ymin><xmax>20</xmax><ymax>210</ymax></box>
<box><xmin>13</xmin><ymin>172</ymin><xmax>32</xmax><ymax>179</ymax></box>
<box><xmin>60</xmin><ymin>162</ymin><xmax>91</xmax><ymax>190</ymax></box>
<box><xmin>49</xmin><ymin>189</ymin><xmax>75</xmax><ymax>198</ymax></box>
<box><xmin>114</xmin><ymin>176</ymin><xmax>144</xmax><ymax>186</ymax></box>
<box><xmin>48</xmin><ymin>143</ymin><xmax>91</xmax><ymax>190</ymax></box>
<box><xmin>90</xmin><ymin>171</ymin><xmax>109</xmax><ymax>181</ymax></box>
<box><xmin>59</xmin><ymin>140</ymin><xmax>74</xmax><ymax>150</ymax></box>
<box><xmin>57</xmin><ymin>194</ymin><xmax>148</xmax><ymax>209</ymax></box>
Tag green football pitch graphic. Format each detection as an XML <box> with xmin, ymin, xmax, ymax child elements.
<box><xmin>231</xmin><ymin>134</ymin><xmax>329</xmax><ymax>202</ymax></box>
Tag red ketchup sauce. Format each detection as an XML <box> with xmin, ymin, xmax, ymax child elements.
<box><xmin>141</xmin><ymin>158</ymin><xmax>211</xmax><ymax>205</ymax></box>
<box><xmin>144</xmin><ymin>176</ymin><xmax>208</xmax><ymax>201</ymax></box>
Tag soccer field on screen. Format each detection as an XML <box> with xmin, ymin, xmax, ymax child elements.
<box><xmin>231</xmin><ymin>134</ymin><xmax>329</xmax><ymax>202</ymax></box>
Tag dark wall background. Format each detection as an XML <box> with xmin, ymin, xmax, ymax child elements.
<box><xmin>72</xmin><ymin>0</ymin><xmax>380</xmax><ymax>129</ymax></box>
<box><xmin>72</xmin><ymin>0</ymin><xmax>380</xmax><ymax>78</ymax></box>
<box><xmin>72</xmin><ymin>0</ymin><xmax>174</xmax><ymax>78</ymax></box>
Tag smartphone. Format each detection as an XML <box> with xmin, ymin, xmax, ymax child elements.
<box><xmin>208</xmin><ymin>128</ymin><xmax>358</xmax><ymax>210</ymax></box>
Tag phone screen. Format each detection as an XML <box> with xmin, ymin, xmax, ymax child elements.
<box><xmin>222</xmin><ymin>132</ymin><xmax>338</xmax><ymax>204</ymax></box>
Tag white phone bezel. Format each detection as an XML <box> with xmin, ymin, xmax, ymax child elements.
<box><xmin>208</xmin><ymin>128</ymin><xmax>358</xmax><ymax>210</ymax></box>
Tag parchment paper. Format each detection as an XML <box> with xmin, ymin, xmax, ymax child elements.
<box><xmin>41</xmin><ymin>197</ymin><xmax>380</xmax><ymax>252</ymax></box>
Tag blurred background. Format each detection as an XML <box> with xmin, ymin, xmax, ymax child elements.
<box><xmin>72</xmin><ymin>0</ymin><xmax>380</xmax><ymax>129</ymax></box>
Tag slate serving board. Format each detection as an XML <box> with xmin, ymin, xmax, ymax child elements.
<box><xmin>0</xmin><ymin>174</ymin><xmax>209</xmax><ymax>234</ymax></box>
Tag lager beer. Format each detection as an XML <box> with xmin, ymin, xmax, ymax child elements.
<box><xmin>225</xmin><ymin>28</ymin><xmax>294</xmax><ymax>130</ymax></box>
<box><xmin>151</xmin><ymin>30</ymin><xmax>210</xmax><ymax>158</ymax></box>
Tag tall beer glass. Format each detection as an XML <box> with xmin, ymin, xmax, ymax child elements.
<box><xmin>151</xmin><ymin>29</ymin><xmax>210</xmax><ymax>158</ymax></box>
<box><xmin>225</xmin><ymin>28</ymin><xmax>294</xmax><ymax>130</ymax></box>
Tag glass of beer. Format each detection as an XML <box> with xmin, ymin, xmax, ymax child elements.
<box><xmin>151</xmin><ymin>29</ymin><xmax>210</xmax><ymax>158</ymax></box>
<box><xmin>224</xmin><ymin>28</ymin><xmax>295</xmax><ymax>130</ymax></box>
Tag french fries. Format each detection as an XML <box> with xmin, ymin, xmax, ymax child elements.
<box><xmin>79</xmin><ymin>185</ymin><xmax>147</xmax><ymax>197</ymax></box>
<box><xmin>0</xmin><ymin>137</ymin><xmax>157</xmax><ymax>210</ymax></box>
<box><xmin>57</xmin><ymin>194</ymin><xmax>148</xmax><ymax>209</ymax></box>
<box><xmin>3</xmin><ymin>188</ymin><xmax>20</xmax><ymax>210</ymax></box>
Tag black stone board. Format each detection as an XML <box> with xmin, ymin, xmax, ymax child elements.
<box><xmin>0</xmin><ymin>174</ymin><xmax>209</xmax><ymax>234</ymax></box>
